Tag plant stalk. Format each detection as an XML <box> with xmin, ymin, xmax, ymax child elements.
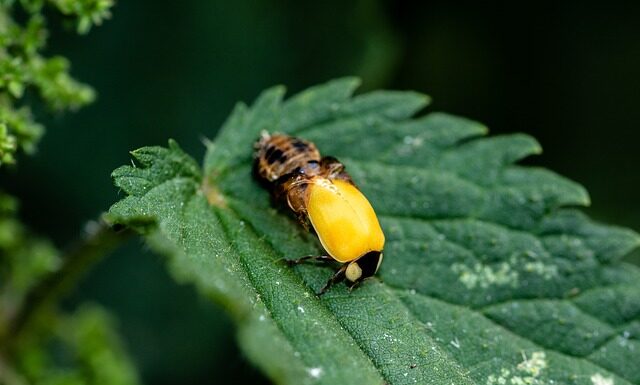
<box><xmin>4</xmin><ymin>218</ymin><xmax>132</xmax><ymax>348</ymax></box>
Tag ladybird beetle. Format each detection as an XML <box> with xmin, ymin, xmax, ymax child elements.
<box><xmin>254</xmin><ymin>132</ymin><xmax>385</xmax><ymax>294</ymax></box>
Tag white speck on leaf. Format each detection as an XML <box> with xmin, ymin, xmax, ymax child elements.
<box><xmin>452</xmin><ymin>262</ymin><xmax>519</xmax><ymax>289</ymax></box>
<box><xmin>307</xmin><ymin>367</ymin><xmax>323</xmax><ymax>378</ymax></box>
<box><xmin>591</xmin><ymin>373</ymin><xmax>614</xmax><ymax>385</ymax></box>
<box><xmin>517</xmin><ymin>351</ymin><xmax>547</xmax><ymax>377</ymax></box>
<box><xmin>486</xmin><ymin>351</ymin><xmax>547</xmax><ymax>385</ymax></box>
<box><xmin>297</xmin><ymin>306</ymin><xmax>305</xmax><ymax>314</ymax></box>
<box><xmin>402</xmin><ymin>135</ymin><xmax>424</xmax><ymax>147</ymax></box>
<box><xmin>523</xmin><ymin>261</ymin><xmax>558</xmax><ymax>279</ymax></box>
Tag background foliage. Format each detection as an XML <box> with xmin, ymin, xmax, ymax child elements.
<box><xmin>0</xmin><ymin>0</ymin><xmax>111</xmax><ymax>165</ymax></box>
<box><xmin>1</xmin><ymin>1</ymin><xmax>639</xmax><ymax>384</ymax></box>
<box><xmin>0</xmin><ymin>1</ymin><xmax>139</xmax><ymax>384</ymax></box>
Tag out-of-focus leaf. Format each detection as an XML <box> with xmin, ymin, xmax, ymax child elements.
<box><xmin>11</xmin><ymin>305</ymin><xmax>140</xmax><ymax>385</ymax></box>
<box><xmin>0</xmin><ymin>191</ymin><xmax>140</xmax><ymax>385</ymax></box>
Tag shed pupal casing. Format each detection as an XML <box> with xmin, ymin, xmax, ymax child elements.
<box><xmin>254</xmin><ymin>132</ymin><xmax>385</xmax><ymax>292</ymax></box>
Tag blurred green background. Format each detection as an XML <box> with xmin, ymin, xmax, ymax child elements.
<box><xmin>3</xmin><ymin>1</ymin><xmax>640</xmax><ymax>384</ymax></box>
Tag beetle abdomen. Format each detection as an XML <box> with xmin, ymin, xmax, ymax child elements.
<box><xmin>306</xmin><ymin>178</ymin><xmax>385</xmax><ymax>262</ymax></box>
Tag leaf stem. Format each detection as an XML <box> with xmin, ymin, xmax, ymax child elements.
<box><xmin>0</xmin><ymin>354</ymin><xmax>28</xmax><ymax>385</ymax></box>
<box><xmin>4</xmin><ymin>218</ymin><xmax>132</xmax><ymax>349</ymax></box>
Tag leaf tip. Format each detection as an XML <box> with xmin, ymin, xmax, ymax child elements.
<box><xmin>565</xmin><ymin>176</ymin><xmax>591</xmax><ymax>207</ymax></box>
<box><xmin>628</xmin><ymin>230</ymin><xmax>640</xmax><ymax>250</ymax></box>
<box><xmin>259</xmin><ymin>85</ymin><xmax>287</xmax><ymax>103</ymax></box>
<box><xmin>408</xmin><ymin>90</ymin><xmax>431</xmax><ymax>105</ymax></box>
<box><xmin>420</xmin><ymin>93</ymin><xmax>432</xmax><ymax>107</ymax></box>
<box><xmin>333</xmin><ymin>76</ymin><xmax>362</xmax><ymax>90</ymax></box>
<box><xmin>531</xmin><ymin>141</ymin><xmax>543</xmax><ymax>155</ymax></box>
<box><xmin>403</xmin><ymin>90</ymin><xmax>432</xmax><ymax>114</ymax></box>
<box><xmin>579</xmin><ymin>189</ymin><xmax>592</xmax><ymax>206</ymax></box>
<box><xmin>167</xmin><ymin>138</ymin><xmax>181</xmax><ymax>151</ymax></box>
<box><xmin>477</xmin><ymin>122</ymin><xmax>490</xmax><ymax>136</ymax></box>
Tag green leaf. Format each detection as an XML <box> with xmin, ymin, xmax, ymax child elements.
<box><xmin>109</xmin><ymin>79</ymin><xmax>640</xmax><ymax>385</ymax></box>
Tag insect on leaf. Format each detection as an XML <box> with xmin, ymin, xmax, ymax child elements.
<box><xmin>108</xmin><ymin>78</ymin><xmax>640</xmax><ymax>385</ymax></box>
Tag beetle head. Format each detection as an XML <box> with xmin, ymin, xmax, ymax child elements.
<box><xmin>345</xmin><ymin>251</ymin><xmax>383</xmax><ymax>283</ymax></box>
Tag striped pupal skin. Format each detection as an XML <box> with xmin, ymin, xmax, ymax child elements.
<box><xmin>254</xmin><ymin>132</ymin><xmax>321</xmax><ymax>183</ymax></box>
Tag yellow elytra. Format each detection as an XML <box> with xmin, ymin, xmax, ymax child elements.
<box><xmin>254</xmin><ymin>132</ymin><xmax>385</xmax><ymax>293</ymax></box>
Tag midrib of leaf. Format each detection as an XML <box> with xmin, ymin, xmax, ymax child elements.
<box><xmin>110</xmin><ymin>78</ymin><xmax>640</xmax><ymax>385</ymax></box>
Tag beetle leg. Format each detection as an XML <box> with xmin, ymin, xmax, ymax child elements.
<box><xmin>319</xmin><ymin>156</ymin><xmax>344</xmax><ymax>178</ymax></box>
<box><xmin>284</xmin><ymin>255</ymin><xmax>333</xmax><ymax>266</ymax></box>
<box><xmin>296</xmin><ymin>212</ymin><xmax>310</xmax><ymax>231</ymax></box>
<box><xmin>347</xmin><ymin>280</ymin><xmax>360</xmax><ymax>292</ymax></box>
<box><xmin>319</xmin><ymin>156</ymin><xmax>354</xmax><ymax>183</ymax></box>
<box><xmin>318</xmin><ymin>264</ymin><xmax>347</xmax><ymax>296</ymax></box>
